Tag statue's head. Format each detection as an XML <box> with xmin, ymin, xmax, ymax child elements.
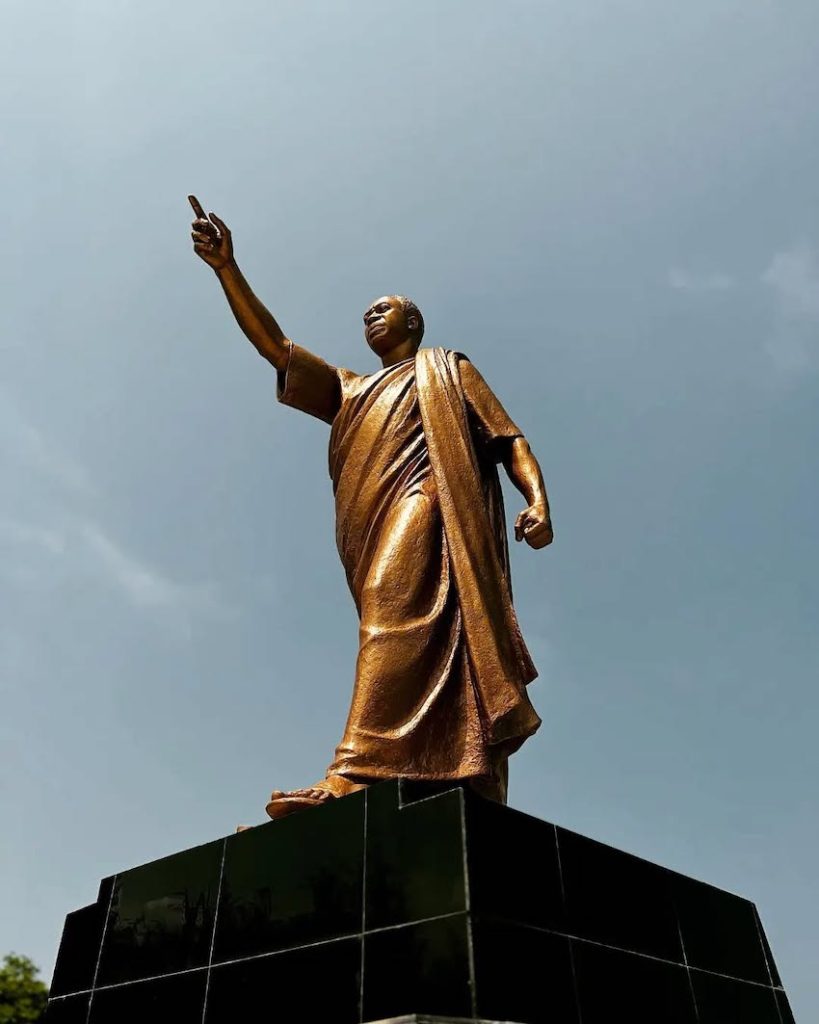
<box><xmin>363</xmin><ymin>295</ymin><xmax>424</xmax><ymax>358</ymax></box>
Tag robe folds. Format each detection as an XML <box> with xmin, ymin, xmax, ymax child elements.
<box><xmin>277</xmin><ymin>343</ymin><xmax>541</xmax><ymax>785</ymax></box>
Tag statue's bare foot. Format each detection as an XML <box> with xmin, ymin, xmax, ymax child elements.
<box><xmin>265</xmin><ymin>776</ymin><xmax>367</xmax><ymax>820</ymax></box>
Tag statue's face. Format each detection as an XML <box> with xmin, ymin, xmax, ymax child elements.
<box><xmin>363</xmin><ymin>295</ymin><xmax>416</xmax><ymax>356</ymax></box>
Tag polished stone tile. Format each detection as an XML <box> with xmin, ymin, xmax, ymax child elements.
<box><xmin>672</xmin><ymin>874</ymin><xmax>769</xmax><ymax>984</ymax></box>
<box><xmin>96</xmin><ymin>839</ymin><xmax>224</xmax><ymax>986</ymax></box>
<box><xmin>691</xmin><ymin>970</ymin><xmax>780</xmax><ymax>1023</ymax></box>
<box><xmin>88</xmin><ymin>970</ymin><xmax>207</xmax><ymax>1024</ymax></box>
<box><xmin>754</xmin><ymin>906</ymin><xmax>783</xmax><ymax>988</ymax></box>
<box><xmin>51</xmin><ymin>876</ymin><xmax>114</xmax><ymax>997</ymax></box>
<box><xmin>50</xmin><ymin>909</ymin><xmax>104</xmax><ymax>997</ymax></box>
<box><xmin>472</xmin><ymin>919</ymin><xmax>579</xmax><ymax>1024</ymax></box>
<box><xmin>206</xmin><ymin>937</ymin><xmax>361</xmax><ymax>1023</ymax></box>
<box><xmin>397</xmin><ymin>779</ymin><xmax>471</xmax><ymax>807</ymax></box>
<box><xmin>572</xmin><ymin>941</ymin><xmax>697</xmax><ymax>1024</ymax></box>
<box><xmin>365</xmin><ymin>782</ymin><xmax>467</xmax><ymax>931</ymax></box>
<box><xmin>465</xmin><ymin>793</ymin><xmax>564</xmax><ymax>932</ymax></box>
<box><xmin>362</xmin><ymin>915</ymin><xmax>472</xmax><ymax>1021</ymax></box>
<box><xmin>557</xmin><ymin>829</ymin><xmax>682</xmax><ymax>962</ymax></box>
<box><xmin>214</xmin><ymin>791</ymin><xmax>364</xmax><ymax>962</ymax></box>
<box><xmin>44</xmin><ymin>994</ymin><xmax>91</xmax><ymax>1023</ymax></box>
<box><xmin>776</xmin><ymin>988</ymin><xmax>797</xmax><ymax>1024</ymax></box>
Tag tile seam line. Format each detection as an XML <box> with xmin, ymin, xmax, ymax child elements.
<box><xmin>397</xmin><ymin>786</ymin><xmax>464</xmax><ymax>809</ymax></box>
<box><xmin>48</xmin><ymin>911</ymin><xmax>782</xmax><ymax>1000</ymax></box>
<box><xmin>359</xmin><ymin>789</ymin><xmax>368</xmax><ymax>1024</ymax></box>
<box><xmin>751</xmin><ymin>907</ymin><xmax>785</xmax><ymax>1024</ymax></box>
<box><xmin>458</xmin><ymin>788</ymin><xmax>477</xmax><ymax>1020</ymax></box>
<box><xmin>83</xmin><ymin>872</ymin><xmax>117</xmax><ymax>1024</ymax></box>
<box><xmin>201</xmin><ymin>836</ymin><xmax>228</xmax><ymax>1024</ymax></box>
<box><xmin>50</xmin><ymin>912</ymin><xmax>780</xmax><ymax>1001</ymax></box>
<box><xmin>61</xmin><ymin>913</ymin><xmax>471</xmax><ymax>998</ymax></box>
<box><xmin>673</xmin><ymin>889</ymin><xmax>701</xmax><ymax>1024</ymax></box>
<box><xmin>470</xmin><ymin>912</ymin><xmax>782</xmax><ymax>989</ymax></box>
<box><xmin>554</xmin><ymin>823</ymin><xmax>584</xmax><ymax>1024</ymax></box>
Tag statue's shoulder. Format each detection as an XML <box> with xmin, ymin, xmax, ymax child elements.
<box><xmin>418</xmin><ymin>346</ymin><xmax>470</xmax><ymax>364</ymax></box>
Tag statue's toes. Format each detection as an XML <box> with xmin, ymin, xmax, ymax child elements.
<box><xmin>266</xmin><ymin>786</ymin><xmax>334</xmax><ymax>806</ymax></box>
<box><xmin>296</xmin><ymin>787</ymin><xmax>331</xmax><ymax>801</ymax></box>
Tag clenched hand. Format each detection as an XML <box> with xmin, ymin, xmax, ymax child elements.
<box><xmin>515</xmin><ymin>502</ymin><xmax>553</xmax><ymax>549</ymax></box>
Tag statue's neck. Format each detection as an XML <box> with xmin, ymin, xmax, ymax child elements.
<box><xmin>381</xmin><ymin>339</ymin><xmax>419</xmax><ymax>368</ymax></box>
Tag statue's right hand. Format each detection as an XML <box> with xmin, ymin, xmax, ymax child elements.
<box><xmin>188</xmin><ymin>195</ymin><xmax>233</xmax><ymax>271</ymax></box>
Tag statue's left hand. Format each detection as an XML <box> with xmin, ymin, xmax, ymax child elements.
<box><xmin>515</xmin><ymin>502</ymin><xmax>553</xmax><ymax>549</ymax></box>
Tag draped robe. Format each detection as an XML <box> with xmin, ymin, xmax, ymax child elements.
<box><xmin>278</xmin><ymin>343</ymin><xmax>541</xmax><ymax>789</ymax></box>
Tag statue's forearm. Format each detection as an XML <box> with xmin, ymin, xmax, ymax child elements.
<box><xmin>503</xmin><ymin>437</ymin><xmax>550</xmax><ymax>511</ymax></box>
<box><xmin>214</xmin><ymin>260</ymin><xmax>290</xmax><ymax>370</ymax></box>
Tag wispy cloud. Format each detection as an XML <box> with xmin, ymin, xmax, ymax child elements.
<box><xmin>668</xmin><ymin>268</ymin><xmax>735</xmax><ymax>292</ymax></box>
<box><xmin>0</xmin><ymin>519</ymin><xmax>66</xmax><ymax>554</ymax></box>
<box><xmin>0</xmin><ymin>514</ymin><xmax>232</xmax><ymax>623</ymax></box>
<box><xmin>762</xmin><ymin>245</ymin><xmax>819</xmax><ymax>318</ymax></box>
<box><xmin>0</xmin><ymin>390</ymin><xmax>94</xmax><ymax>496</ymax></box>
<box><xmin>80</xmin><ymin>521</ymin><xmax>227</xmax><ymax>617</ymax></box>
<box><xmin>762</xmin><ymin>244</ymin><xmax>819</xmax><ymax>373</ymax></box>
<box><xmin>1</xmin><ymin>396</ymin><xmax>231</xmax><ymax>625</ymax></box>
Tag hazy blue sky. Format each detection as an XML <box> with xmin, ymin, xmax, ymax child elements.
<box><xmin>2</xmin><ymin>0</ymin><xmax>817</xmax><ymax>1016</ymax></box>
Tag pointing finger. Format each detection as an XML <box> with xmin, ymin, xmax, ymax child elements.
<box><xmin>188</xmin><ymin>195</ymin><xmax>207</xmax><ymax>219</ymax></box>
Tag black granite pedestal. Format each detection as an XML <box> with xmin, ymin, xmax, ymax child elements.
<box><xmin>47</xmin><ymin>780</ymin><xmax>794</xmax><ymax>1023</ymax></box>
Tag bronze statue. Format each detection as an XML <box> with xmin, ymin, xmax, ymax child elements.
<box><xmin>189</xmin><ymin>196</ymin><xmax>553</xmax><ymax>819</ymax></box>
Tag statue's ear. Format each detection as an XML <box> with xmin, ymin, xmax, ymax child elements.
<box><xmin>406</xmin><ymin>313</ymin><xmax>419</xmax><ymax>334</ymax></box>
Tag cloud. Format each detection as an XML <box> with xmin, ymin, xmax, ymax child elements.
<box><xmin>762</xmin><ymin>245</ymin><xmax>819</xmax><ymax>319</ymax></box>
<box><xmin>0</xmin><ymin>391</ymin><xmax>94</xmax><ymax>496</ymax></box>
<box><xmin>0</xmin><ymin>396</ymin><xmax>232</xmax><ymax>625</ymax></box>
<box><xmin>80</xmin><ymin>521</ymin><xmax>228</xmax><ymax>617</ymax></box>
<box><xmin>0</xmin><ymin>519</ymin><xmax>66</xmax><ymax>555</ymax></box>
<box><xmin>1</xmin><ymin>514</ymin><xmax>232</xmax><ymax>625</ymax></box>
<box><xmin>762</xmin><ymin>245</ymin><xmax>819</xmax><ymax>373</ymax></box>
<box><xmin>668</xmin><ymin>268</ymin><xmax>735</xmax><ymax>292</ymax></box>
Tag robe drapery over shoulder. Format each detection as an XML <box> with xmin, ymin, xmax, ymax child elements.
<box><xmin>277</xmin><ymin>343</ymin><xmax>541</xmax><ymax>784</ymax></box>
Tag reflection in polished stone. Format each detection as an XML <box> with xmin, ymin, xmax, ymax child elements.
<box><xmin>96</xmin><ymin>840</ymin><xmax>223</xmax><ymax>986</ymax></box>
<box><xmin>214</xmin><ymin>791</ymin><xmax>365</xmax><ymax>961</ymax></box>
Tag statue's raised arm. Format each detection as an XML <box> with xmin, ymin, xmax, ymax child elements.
<box><xmin>188</xmin><ymin>195</ymin><xmax>291</xmax><ymax>372</ymax></box>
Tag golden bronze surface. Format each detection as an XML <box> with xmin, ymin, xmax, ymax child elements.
<box><xmin>189</xmin><ymin>196</ymin><xmax>553</xmax><ymax>819</ymax></box>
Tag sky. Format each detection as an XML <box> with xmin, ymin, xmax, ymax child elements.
<box><xmin>1</xmin><ymin>0</ymin><xmax>817</xmax><ymax>1016</ymax></box>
